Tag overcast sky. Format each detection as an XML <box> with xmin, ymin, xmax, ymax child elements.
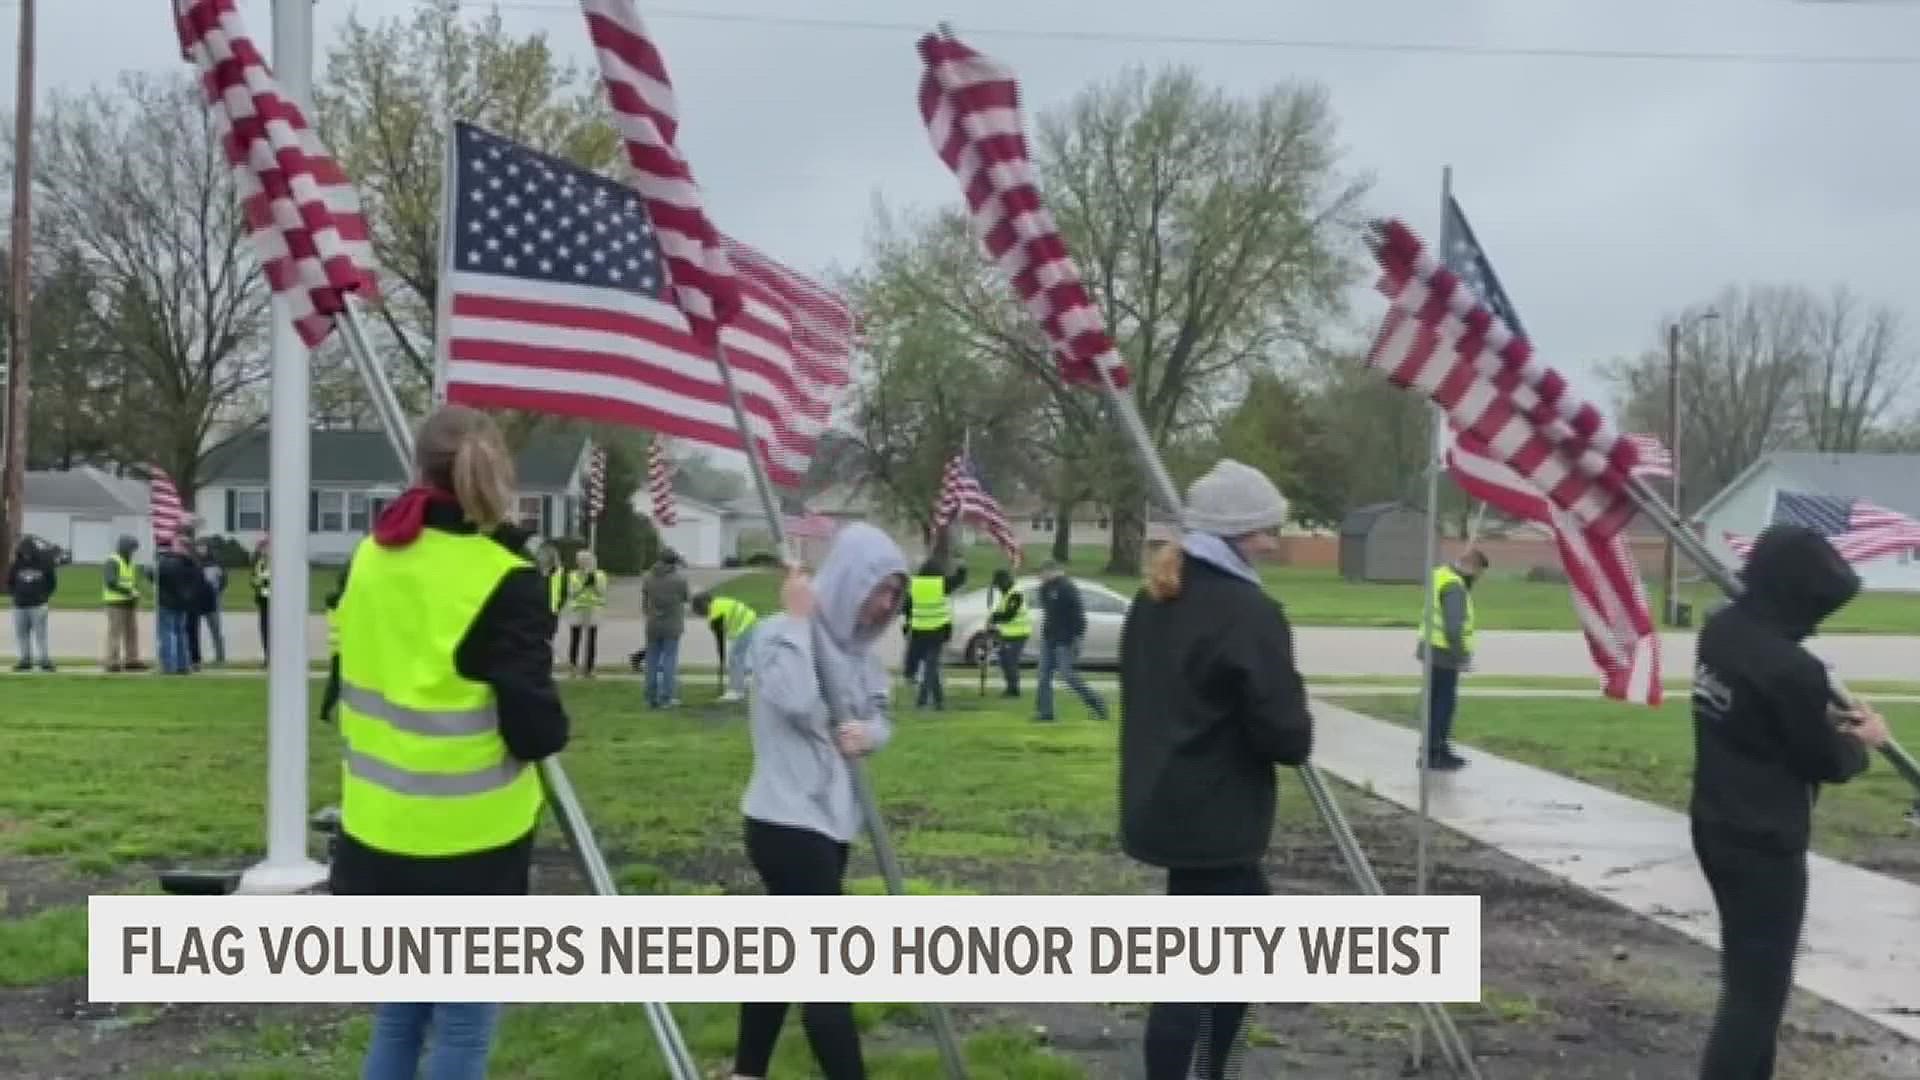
<box><xmin>5</xmin><ymin>0</ymin><xmax>1920</xmax><ymax>414</ymax></box>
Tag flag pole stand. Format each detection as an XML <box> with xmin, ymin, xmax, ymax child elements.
<box><xmin>1087</xmin><ymin>357</ymin><xmax>1481</xmax><ymax>1079</ymax></box>
<box><xmin>711</xmin><ymin>340</ymin><xmax>970</xmax><ymax>1080</ymax></box>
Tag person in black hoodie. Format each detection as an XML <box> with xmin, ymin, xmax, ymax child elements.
<box><xmin>324</xmin><ymin>404</ymin><xmax>570</xmax><ymax>1078</ymax></box>
<box><xmin>1690</xmin><ymin>522</ymin><xmax>1889</xmax><ymax>1079</ymax></box>
<box><xmin>1119</xmin><ymin>459</ymin><xmax>1313</xmax><ymax>1080</ymax></box>
<box><xmin>154</xmin><ymin>535</ymin><xmax>200</xmax><ymax>676</ymax></box>
<box><xmin>7</xmin><ymin>536</ymin><xmax>57</xmax><ymax>671</ymax></box>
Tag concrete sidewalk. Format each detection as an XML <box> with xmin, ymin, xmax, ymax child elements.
<box><xmin>1305</xmin><ymin>698</ymin><xmax>1920</xmax><ymax>1044</ymax></box>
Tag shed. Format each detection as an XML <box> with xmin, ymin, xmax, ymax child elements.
<box><xmin>22</xmin><ymin>468</ymin><xmax>155</xmax><ymax>565</ymax></box>
<box><xmin>1339</xmin><ymin>502</ymin><xmax>1429</xmax><ymax>583</ymax></box>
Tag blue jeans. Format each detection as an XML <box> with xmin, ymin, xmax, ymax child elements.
<box><xmin>156</xmin><ymin>607</ymin><xmax>191</xmax><ymax>674</ymax></box>
<box><xmin>361</xmin><ymin>1002</ymin><xmax>501</xmax><ymax>1080</ymax></box>
<box><xmin>1036</xmin><ymin>640</ymin><xmax>1104</xmax><ymax>721</ymax></box>
<box><xmin>645</xmin><ymin>633</ymin><xmax>681</xmax><ymax>706</ymax></box>
<box><xmin>996</xmin><ymin>636</ymin><xmax>1027</xmax><ymax>696</ymax></box>
<box><xmin>12</xmin><ymin>605</ymin><xmax>50</xmax><ymax>666</ymax></box>
<box><xmin>727</xmin><ymin>624</ymin><xmax>760</xmax><ymax>695</ymax></box>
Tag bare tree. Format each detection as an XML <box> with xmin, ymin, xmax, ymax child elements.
<box><xmin>1798</xmin><ymin>285</ymin><xmax>1911</xmax><ymax>452</ymax></box>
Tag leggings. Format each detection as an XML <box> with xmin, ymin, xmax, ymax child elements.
<box><xmin>734</xmin><ymin>818</ymin><xmax>865</xmax><ymax>1079</ymax></box>
<box><xmin>1145</xmin><ymin>863</ymin><xmax>1270</xmax><ymax>1080</ymax></box>
<box><xmin>1694</xmin><ymin>826</ymin><xmax>1807</xmax><ymax>1079</ymax></box>
<box><xmin>568</xmin><ymin>625</ymin><xmax>598</xmax><ymax>672</ymax></box>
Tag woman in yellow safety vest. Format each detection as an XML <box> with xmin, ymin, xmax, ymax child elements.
<box><xmin>691</xmin><ymin>591</ymin><xmax>760</xmax><ymax>703</ymax></box>
<box><xmin>565</xmin><ymin>549</ymin><xmax>608</xmax><ymax>677</ymax></box>
<box><xmin>985</xmin><ymin>568</ymin><xmax>1032</xmax><ymax>697</ymax></box>
<box><xmin>324</xmin><ymin>404</ymin><xmax>571</xmax><ymax>1078</ymax></box>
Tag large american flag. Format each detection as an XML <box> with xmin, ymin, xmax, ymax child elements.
<box><xmin>585</xmin><ymin>444</ymin><xmax>608</xmax><ymax>522</ymax></box>
<box><xmin>1366</xmin><ymin>216</ymin><xmax>1644</xmax><ymax>539</ymax></box>
<box><xmin>173</xmin><ymin>0</ymin><xmax>377</xmax><ymax>349</ymax></box>
<box><xmin>149</xmin><ymin>466</ymin><xmax>186</xmax><ymax>549</ymax></box>
<box><xmin>1725</xmin><ymin>493</ymin><xmax>1920</xmax><ymax>563</ymax></box>
<box><xmin>435</xmin><ymin>123</ymin><xmax>851</xmax><ymax>487</ymax></box>
<box><xmin>914</xmin><ymin>31</ymin><xmax>1129</xmax><ymax>390</ymax></box>
<box><xmin>579</xmin><ymin>0</ymin><xmax>741</xmax><ymax>343</ymax></box>
<box><xmin>932</xmin><ymin>451</ymin><xmax>1019</xmax><ymax>565</ymax></box>
<box><xmin>647</xmin><ymin>440</ymin><xmax>677</xmax><ymax>527</ymax></box>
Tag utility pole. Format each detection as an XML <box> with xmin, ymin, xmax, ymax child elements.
<box><xmin>2</xmin><ymin>0</ymin><xmax>37</xmax><ymax>565</ymax></box>
<box><xmin>1662</xmin><ymin>322</ymin><xmax>1680</xmax><ymax>626</ymax></box>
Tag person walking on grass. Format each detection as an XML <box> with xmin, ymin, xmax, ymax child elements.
<box><xmin>641</xmin><ymin>548</ymin><xmax>689</xmax><ymax>707</ymax></box>
<box><xmin>731</xmin><ymin>524</ymin><xmax>907</xmax><ymax>1080</ymax></box>
<box><xmin>1690</xmin><ymin>523</ymin><xmax>1890</xmax><ymax>1080</ymax></box>
<box><xmin>985</xmin><ymin>567</ymin><xmax>1030</xmax><ymax>697</ymax></box>
<box><xmin>8</xmin><ymin>536</ymin><xmax>57</xmax><ymax>671</ymax></box>
<box><xmin>566</xmin><ymin>549</ymin><xmax>609</xmax><ymax>677</ymax></box>
<box><xmin>1119</xmin><ymin>458</ymin><xmax>1314</xmax><ymax>1080</ymax></box>
<box><xmin>101</xmin><ymin>534</ymin><xmax>145</xmax><ymax>673</ymax></box>
<box><xmin>326</xmin><ymin>404</ymin><xmax>570</xmax><ymax>1080</ymax></box>
<box><xmin>1034</xmin><ymin>561</ymin><xmax>1105</xmax><ymax>722</ymax></box>
<box><xmin>1417</xmin><ymin>548</ymin><xmax>1489</xmax><ymax>771</ymax></box>
<box><xmin>693</xmin><ymin>590</ymin><xmax>761</xmax><ymax>703</ymax></box>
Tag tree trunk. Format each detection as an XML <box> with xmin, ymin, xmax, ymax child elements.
<box><xmin>1051</xmin><ymin>499</ymin><xmax>1073</xmax><ymax>564</ymax></box>
<box><xmin>1105</xmin><ymin>503</ymin><xmax>1143</xmax><ymax>575</ymax></box>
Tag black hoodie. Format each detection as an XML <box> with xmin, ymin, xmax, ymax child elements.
<box><xmin>1690</xmin><ymin>523</ymin><xmax>1870</xmax><ymax>854</ymax></box>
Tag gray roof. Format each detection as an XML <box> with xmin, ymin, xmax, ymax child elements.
<box><xmin>24</xmin><ymin>469</ymin><xmax>142</xmax><ymax>515</ymax></box>
<box><xmin>1339</xmin><ymin>501</ymin><xmax>1411</xmax><ymax>537</ymax></box>
<box><xmin>1695</xmin><ymin>451</ymin><xmax>1920</xmax><ymax>522</ymax></box>
<box><xmin>200</xmin><ymin>429</ymin><xmax>588</xmax><ymax>491</ymax></box>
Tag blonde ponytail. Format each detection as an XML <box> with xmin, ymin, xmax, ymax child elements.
<box><xmin>1145</xmin><ymin>542</ymin><xmax>1184</xmax><ymax>601</ymax></box>
<box><xmin>417</xmin><ymin>405</ymin><xmax>516</xmax><ymax>529</ymax></box>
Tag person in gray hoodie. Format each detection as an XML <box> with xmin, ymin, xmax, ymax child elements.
<box><xmin>731</xmin><ymin>523</ymin><xmax>907</xmax><ymax>1080</ymax></box>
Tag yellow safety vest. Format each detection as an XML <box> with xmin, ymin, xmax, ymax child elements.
<box><xmin>909</xmin><ymin>576</ymin><xmax>950</xmax><ymax>632</ymax></box>
<box><xmin>1424</xmin><ymin>566</ymin><xmax>1476</xmax><ymax>654</ymax></box>
<box><xmin>253</xmin><ymin>560</ymin><xmax>271</xmax><ymax>600</ymax></box>
<box><xmin>546</xmin><ymin>570</ymin><xmax>566</xmax><ymax>613</ymax></box>
<box><xmin>103</xmin><ymin>553</ymin><xmax>138</xmax><ymax>604</ymax></box>
<box><xmin>709</xmin><ymin>595</ymin><xmax>759</xmax><ymax>642</ymax></box>
<box><xmin>994</xmin><ymin>588</ymin><xmax>1031</xmax><ymax>640</ymax></box>
<box><xmin>566</xmin><ymin>569</ymin><xmax>608</xmax><ymax>611</ymax></box>
<box><xmin>334</xmin><ymin>531</ymin><xmax>543</xmax><ymax>858</ymax></box>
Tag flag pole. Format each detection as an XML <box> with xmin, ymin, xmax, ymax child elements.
<box><xmin>711</xmin><ymin>339</ymin><xmax>970</xmax><ymax>1080</ymax></box>
<box><xmin>429</xmin><ymin>110</ymin><xmax>458</xmax><ymax>408</ymax></box>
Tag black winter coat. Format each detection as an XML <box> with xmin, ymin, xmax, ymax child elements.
<box><xmin>1690</xmin><ymin>523</ymin><xmax>1871</xmax><ymax>855</ymax></box>
<box><xmin>1118</xmin><ymin>553</ymin><xmax>1313</xmax><ymax>869</ymax></box>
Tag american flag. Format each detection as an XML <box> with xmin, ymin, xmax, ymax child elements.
<box><xmin>579</xmin><ymin>0</ymin><xmax>741</xmax><ymax>343</ymax></box>
<box><xmin>173</xmin><ymin>0</ymin><xmax>377</xmax><ymax>349</ymax></box>
<box><xmin>932</xmin><ymin>451</ymin><xmax>1019</xmax><ymax>565</ymax></box>
<box><xmin>435</xmin><ymin>123</ymin><xmax>851</xmax><ymax>487</ymax></box>
<box><xmin>1446</xmin><ymin>426</ymin><xmax>1662</xmax><ymax>706</ymax></box>
<box><xmin>1725</xmin><ymin>493</ymin><xmax>1920</xmax><ymax>563</ymax></box>
<box><xmin>1628</xmin><ymin>434</ymin><xmax>1673</xmax><ymax>478</ymax></box>
<box><xmin>914</xmin><ymin>31</ymin><xmax>1129</xmax><ymax>390</ymax></box>
<box><xmin>647</xmin><ymin>440</ymin><xmax>677</xmax><ymax>527</ymax></box>
<box><xmin>148</xmin><ymin>466</ymin><xmax>186</xmax><ymax>549</ymax></box>
<box><xmin>585</xmin><ymin>444</ymin><xmax>608</xmax><ymax>522</ymax></box>
<box><xmin>1366</xmin><ymin>216</ymin><xmax>1644</xmax><ymax>539</ymax></box>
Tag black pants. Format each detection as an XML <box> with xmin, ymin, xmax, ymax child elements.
<box><xmin>735</xmin><ymin>818</ymin><xmax>865</xmax><ymax>1079</ymax></box>
<box><xmin>997</xmin><ymin>636</ymin><xmax>1026</xmax><ymax>696</ymax></box>
<box><xmin>186</xmin><ymin>611</ymin><xmax>203</xmax><ymax>667</ymax></box>
<box><xmin>1145</xmin><ymin>863</ymin><xmax>1271</xmax><ymax>1080</ymax></box>
<box><xmin>905</xmin><ymin>630</ymin><xmax>946</xmax><ymax>709</ymax></box>
<box><xmin>256</xmin><ymin>598</ymin><xmax>270</xmax><ymax>654</ymax></box>
<box><xmin>1426</xmin><ymin>665</ymin><xmax>1460</xmax><ymax>759</ymax></box>
<box><xmin>568</xmin><ymin>625</ymin><xmax>598</xmax><ymax>672</ymax></box>
<box><xmin>1694</xmin><ymin>826</ymin><xmax>1807</xmax><ymax>1079</ymax></box>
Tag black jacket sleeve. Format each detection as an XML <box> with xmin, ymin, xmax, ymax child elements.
<box><xmin>1769</xmin><ymin>659</ymin><xmax>1870</xmax><ymax>784</ymax></box>
<box><xmin>458</xmin><ymin>567</ymin><xmax>571</xmax><ymax>763</ymax></box>
<box><xmin>1220</xmin><ymin>600</ymin><xmax>1313</xmax><ymax>765</ymax></box>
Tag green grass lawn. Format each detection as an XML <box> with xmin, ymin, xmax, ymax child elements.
<box><xmin>1327</xmin><ymin>693</ymin><xmax>1920</xmax><ymax>868</ymax></box>
<box><xmin>12</xmin><ymin>566</ymin><xmax>340</xmax><ymax>614</ymax></box>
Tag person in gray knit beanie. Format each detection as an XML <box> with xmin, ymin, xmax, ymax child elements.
<box><xmin>1184</xmin><ymin>459</ymin><xmax>1290</xmax><ymax>538</ymax></box>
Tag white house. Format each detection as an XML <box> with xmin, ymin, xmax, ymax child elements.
<box><xmin>195</xmin><ymin>429</ymin><xmax>594</xmax><ymax>564</ymax></box>
<box><xmin>637</xmin><ymin>492</ymin><xmax>764</xmax><ymax>568</ymax></box>
<box><xmin>1693</xmin><ymin>451</ymin><xmax>1920</xmax><ymax>591</ymax></box>
<box><xmin>21</xmin><ymin>468</ymin><xmax>155</xmax><ymax>564</ymax></box>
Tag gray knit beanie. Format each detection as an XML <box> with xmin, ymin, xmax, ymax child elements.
<box><xmin>1184</xmin><ymin>459</ymin><xmax>1290</xmax><ymax>537</ymax></box>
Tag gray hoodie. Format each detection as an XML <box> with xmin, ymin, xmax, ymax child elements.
<box><xmin>641</xmin><ymin>560</ymin><xmax>689</xmax><ymax>638</ymax></box>
<box><xmin>740</xmin><ymin>524</ymin><xmax>907</xmax><ymax>843</ymax></box>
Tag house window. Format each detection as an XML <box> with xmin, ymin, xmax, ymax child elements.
<box><xmin>234</xmin><ymin>489</ymin><xmax>267</xmax><ymax>532</ymax></box>
<box><xmin>316</xmin><ymin>491</ymin><xmax>346</xmax><ymax>533</ymax></box>
<box><xmin>347</xmin><ymin>492</ymin><xmax>371</xmax><ymax>534</ymax></box>
<box><xmin>518</xmin><ymin>495</ymin><xmax>544</xmax><ymax>535</ymax></box>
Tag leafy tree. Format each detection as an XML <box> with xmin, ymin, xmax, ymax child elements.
<box><xmin>592</xmin><ymin>438</ymin><xmax>653</xmax><ymax>574</ymax></box>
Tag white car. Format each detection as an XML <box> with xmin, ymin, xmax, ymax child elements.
<box><xmin>941</xmin><ymin>576</ymin><xmax>1134</xmax><ymax>669</ymax></box>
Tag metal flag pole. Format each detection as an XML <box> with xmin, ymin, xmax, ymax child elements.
<box><xmin>710</xmin><ymin>339</ymin><xmax>970</xmax><ymax>1080</ymax></box>
<box><xmin>1084</xmin><ymin>356</ymin><xmax>1480</xmax><ymax>1078</ymax></box>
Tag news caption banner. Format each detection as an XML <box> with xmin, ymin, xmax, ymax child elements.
<box><xmin>91</xmin><ymin>895</ymin><xmax>1481</xmax><ymax>1004</ymax></box>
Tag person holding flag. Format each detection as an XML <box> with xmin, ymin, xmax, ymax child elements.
<box><xmin>901</xmin><ymin>557</ymin><xmax>968</xmax><ymax>711</ymax></box>
<box><xmin>565</xmin><ymin>550</ymin><xmax>609</xmax><ymax>677</ymax></box>
<box><xmin>692</xmin><ymin>590</ymin><xmax>761</xmax><ymax>703</ymax></box>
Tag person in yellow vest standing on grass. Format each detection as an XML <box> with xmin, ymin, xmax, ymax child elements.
<box><xmin>985</xmin><ymin>567</ymin><xmax>1031</xmax><ymax>698</ymax></box>
<box><xmin>324</xmin><ymin>404</ymin><xmax>571</xmax><ymax>1079</ymax></box>
<box><xmin>693</xmin><ymin>591</ymin><xmax>761</xmax><ymax>703</ymax></box>
<box><xmin>901</xmin><ymin>558</ymin><xmax>966</xmax><ymax>711</ymax></box>
<box><xmin>101</xmin><ymin>534</ymin><xmax>145</xmax><ymax>672</ymax></box>
<box><xmin>1418</xmin><ymin>549</ymin><xmax>1489</xmax><ymax>772</ymax></box>
<box><xmin>565</xmin><ymin>550</ymin><xmax>608</xmax><ymax>677</ymax></box>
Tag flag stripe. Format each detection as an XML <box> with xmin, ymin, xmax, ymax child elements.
<box><xmin>648</xmin><ymin>441</ymin><xmax>677</xmax><ymax>527</ymax></box>
<box><xmin>585</xmin><ymin>445</ymin><xmax>607</xmax><ymax>521</ymax></box>
<box><xmin>149</xmin><ymin>467</ymin><xmax>186</xmax><ymax>549</ymax></box>
<box><xmin>932</xmin><ymin>451</ymin><xmax>1019</xmax><ymax>565</ymax></box>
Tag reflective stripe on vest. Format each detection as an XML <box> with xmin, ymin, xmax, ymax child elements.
<box><xmin>709</xmin><ymin>596</ymin><xmax>758</xmax><ymax>641</ymax></box>
<box><xmin>909</xmin><ymin>576</ymin><xmax>950</xmax><ymax>631</ymax></box>
<box><xmin>566</xmin><ymin>569</ymin><xmax>607</xmax><ymax>610</ymax></box>
<box><xmin>1424</xmin><ymin>566</ymin><xmax>1476</xmax><ymax>654</ymax></box>
<box><xmin>103</xmin><ymin>554</ymin><xmax>138</xmax><ymax>603</ymax></box>
<box><xmin>995</xmin><ymin>589</ymin><xmax>1032</xmax><ymax>639</ymax></box>
<box><xmin>334</xmin><ymin>530</ymin><xmax>541</xmax><ymax>857</ymax></box>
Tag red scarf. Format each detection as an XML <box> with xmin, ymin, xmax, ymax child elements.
<box><xmin>372</xmin><ymin>487</ymin><xmax>460</xmax><ymax>547</ymax></box>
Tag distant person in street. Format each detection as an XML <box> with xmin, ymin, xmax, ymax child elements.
<box><xmin>1034</xmin><ymin>561</ymin><xmax>1106</xmax><ymax>722</ymax></box>
<box><xmin>901</xmin><ymin>558</ymin><xmax>967</xmax><ymax>710</ymax></box>
<box><xmin>8</xmin><ymin>536</ymin><xmax>57</xmax><ymax>672</ymax></box>
<box><xmin>1417</xmin><ymin>549</ymin><xmax>1489</xmax><ymax>770</ymax></box>
<box><xmin>251</xmin><ymin>537</ymin><xmax>272</xmax><ymax>655</ymax></box>
<box><xmin>154</xmin><ymin>534</ymin><xmax>200</xmax><ymax>676</ymax></box>
<box><xmin>985</xmin><ymin>567</ymin><xmax>1030</xmax><ymax>697</ymax></box>
<box><xmin>565</xmin><ymin>549</ymin><xmax>608</xmax><ymax>677</ymax></box>
<box><xmin>102</xmin><ymin>534</ymin><xmax>145</xmax><ymax>672</ymax></box>
<box><xmin>325</xmin><ymin>404</ymin><xmax>570</xmax><ymax>1080</ymax></box>
<box><xmin>692</xmin><ymin>590</ymin><xmax>761</xmax><ymax>703</ymax></box>
<box><xmin>1119</xmin><ymin>459</ymin><xmax>1313</xmax><ymax>1080</ymax></box>
<box><xmin>195</xmin><ymin>539</ymin><xmax>228</xmax><ymax>667</ymax></box>
<box><xmin>641</xmin><ymin>548</ymin><xmax>689</xmax><ymax>707</ymax></box>
<box><xmin>731</xmin><ymin>524</ymin><xmax>908</xmax><ymax>1080</ymax></box>
<box><xmin>1690</xmin><ymin>523</ymin><xmax>1890</xmax><ymax>1080</ymax></box>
